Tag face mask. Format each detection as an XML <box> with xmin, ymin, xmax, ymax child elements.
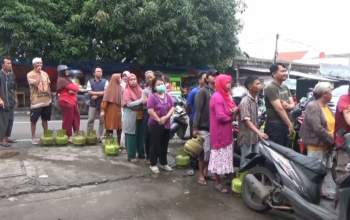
<box><xmin>156</xmin><ymin>84</ymin><xmax>166</xmax><ymax>93</ymax></box>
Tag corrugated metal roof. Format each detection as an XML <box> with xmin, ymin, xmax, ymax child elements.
<box><xmin>239</xmin><ymin>67</ymin><xmax>339</xmax><ymax>82</ymax></box>
<box><xmin>319</xmin><ymin>63</ymin><xmax>350</xmax><ymax>78</ymax></box>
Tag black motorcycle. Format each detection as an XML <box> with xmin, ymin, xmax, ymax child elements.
<box><xmin>170</xmin><ymin>96</ymin><xmax>191</xmax><ymax>140</ymax></box>
<box><xmin>240</xmin><ymin>132</ymin><xmax>350</xmax><ymax>220</ymax></box>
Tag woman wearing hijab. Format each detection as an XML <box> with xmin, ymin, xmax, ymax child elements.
<box><xmin>208</xmin><ymin>74</ymin><xmax>238</xmax><ymax>194</ymax></box>
<box><xmin>100</xmin><ymin>74</ymin><xmax>123</xmax><ymax>147</ymax></box>
<box><xmin>56</xmin><ymin>65</ymin><xmax>80</xmax><ymax>143</ymax></box>
<box><xmin>122</xmin><ymin>74</ymin><xmax>145</xmax><ymax>162</ymax></box>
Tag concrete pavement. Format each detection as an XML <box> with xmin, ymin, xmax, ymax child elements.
<box><xmin>0</xmin><ymin>142</ymin><xmax>293</xmax><ymax>220</ymax></box>
<box><xmin>0</xmin><ymin>116</ymin><xmax>334</xmax><ymax>220</ymax></box>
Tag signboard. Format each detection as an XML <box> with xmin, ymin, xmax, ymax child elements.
<box><xmin>169</xmin><ymin>76</ymin><xmax>182</xmax><ymax>91</ymax></box>
<box><xmin>283</xmin><ymin>79</ymin><xmax>296</xmax><ymax>90</ymax></box>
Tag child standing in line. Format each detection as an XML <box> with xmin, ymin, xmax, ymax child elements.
<box><xmin>237</xmin><ymin>76</ymin><xmax>268</xmax><ymax>169</ymax></box>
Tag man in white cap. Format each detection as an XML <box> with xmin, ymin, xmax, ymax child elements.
<box><xmin>27</xmin><ymin>57</ymin><xmax>52</xmax><ymax>145</ymax></box>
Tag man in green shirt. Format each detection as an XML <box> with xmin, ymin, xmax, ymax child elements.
<box><xmin>264</xmin><ymin>63</ymin><xmax>295</xmax><ymax>146</ymax></box>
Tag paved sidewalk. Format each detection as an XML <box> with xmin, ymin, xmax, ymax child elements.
<box><xmin>0</xmin><ymin>142</ymin><xmax>175</xmax><ymax>198</ymax></box>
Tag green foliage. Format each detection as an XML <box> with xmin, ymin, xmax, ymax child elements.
<box><xmin>0</xmin><ymin>0</ymin><xmax>246</xmax><ymax>69</ymax></box>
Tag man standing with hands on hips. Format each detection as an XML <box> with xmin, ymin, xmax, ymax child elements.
<box><xmin>86</xmin><ymin>66</ymin><xmax>109</xmax><ymax>141</ymax></box>
<box><xmin>27</xmin><ymin>57</ymin><xmax>52</xmax><ymax>145</ymax></box>
<box><xmin>264</xmin><ymin>63</ymin><xmax>295</xmax><ymax>147</ymax></box>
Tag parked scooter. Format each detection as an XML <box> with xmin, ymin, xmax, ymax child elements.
<box><xmin>170</xmin><ymin>96</ymin><xmax>191</xmax><ymax>140</ymax></box>
<box><xmin>240</xmin><ymin>133</ymin><xmax>350</xmax><ymax>220</ymax></box>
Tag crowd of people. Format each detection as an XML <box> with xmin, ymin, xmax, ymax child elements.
<box><xmin>0</xmin><ymin>57</ymin><xmax>349</xmax><ymax>199</ymax></box>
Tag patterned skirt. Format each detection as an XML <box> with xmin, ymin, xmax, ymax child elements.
<box><xmin>208</xmin><ymin>143</ymin><xmax>234</xmax><ymax>175</ymax></box>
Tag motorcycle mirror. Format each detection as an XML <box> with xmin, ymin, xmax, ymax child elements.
<box><xmin>336</xmin><ymin>129</ymin><xmax>346</xmax><ymax>137</ymax></box>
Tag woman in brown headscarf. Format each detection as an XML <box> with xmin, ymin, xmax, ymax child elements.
<box><xmin>100</xmin><ymin>74</ymin><xmax>123</xmax><ymax>146</ymax></box>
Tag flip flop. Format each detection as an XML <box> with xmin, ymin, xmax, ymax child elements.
<box><xmin>6</xmin><ymin>139</ymin><xmax>17</xmax><ymax>143</ymax></box>
<box><xmin>321</xmin><ymin>193</ymin><xmax>334</xmax><ymax>200</ymax></box>
<box><xmin>214</xmin><ymin>185</ymin><xmax>229</xmax><ymax>194</ymax></box>
<box><xmin>129</xmin><ymin>158</ymin><xmax>138</xmax><ymax>163</ymax></box>
<box><xmin>31</xmin><ymin>140</ymin><xmax>39</xmax><ymax>145</ymax></box>
<box><xmin>150</xmin><ymin>166</ymin><xmax>160</xmax><ymax>174</ymax></box>
<box><xmin>159</xmin><ymin>165</ymin><xmax>173</xmax><ymax>172</ymax></box>
<box><xmin>145</xmin><ymin>160</ymin><xmax>151</xmax><ymax>165</ymax></box>
<box><xmin>205</xmin><ymin>176</ymin><xmax>216</xmax><ymax>181</ymax></box>
<box><xmin>0</xmin><ymin>142</ymin><xmax>10</xmax><ymax>147</ymax></box>
<box><xmin>187</xmin><ymin>169</ymin><xmax>195</xmax><ymax>176</ymax></box>
<box><xmin>197</xmin><ymin>180</ymin><xmax>207</xmax><ymax>186</ymax></box>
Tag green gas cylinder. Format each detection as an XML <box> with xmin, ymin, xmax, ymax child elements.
<box><xmin>73</xmin><ymin>131</ymin><xmax>86</xmax><ymax>146</ymax></box>
<box><xmin>40</xmin><ymin>129</ymin><xmax>54</xmax><ymax>146</ymax></box>
<box><xmin>86</xmin><ymin>130</ymin><xmax>98</xmax><ymax>145</ymax></box>
<box><xmin>55</xmin><ymin>129</ymin><xmax>68</xmax><ymax>146</ymax></box>
<box><xmin>104</xmin><ymin>138</ymin><xmax>119</xmax><ymax>156</ymax></box>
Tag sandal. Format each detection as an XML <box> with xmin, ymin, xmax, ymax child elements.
<box><xmin>321</xmin><ymin>193</ymin><xmax>334</xmax><ymax>200</ymax></box>
<box><xmin>214</xmin><ymin>185</ymin><xmax>229</xmax><ymax>194</ymax></box>
<box><xmin>145</xmin><ymin>160</ymin><xmax>151</xmax><ymax>165</ymax></box>
<box><xmin>6</xmin><ymin>139</ymin><xmax>17</xmax><ymax>143</ymax></box>
<box><xmin>31</xmin><ymin>139</ymin><xmax>39</xmax><ymax>145</ymax></box>
<box><xmin>150</xmin><ymin>166</ymin><xmax>160</xmax><ymax>174</ymax></box>
<box><xmin>205</xmin><ymin>176</ymin><xmax>216</xmax><ymax>181</ymax></box>
<box><xmin>197</xmin><ymin>180</ymin><xmax>207</xmax><ymax>186</ymax></box>
<box><xmin>159</xmin><ymin>165</ymin><xmax>173</xmax><ymax>172</ymax></box>
<box><xmin>129</xmin><ymin>158</ymin><xmax>138</xmax><ymax>163</ymax></box>
<box><xmin>120</xmin><ymin>148</ymin><xmax>127</xmax><ymax>154</ymax></box>
<box><xmin>0</xmin><ymin>142</ymin><xmax>10</xmax><ymax>147</ymax></box>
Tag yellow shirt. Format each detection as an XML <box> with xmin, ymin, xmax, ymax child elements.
<box><xmin>308</xmin><ymin>106</ymin><xmax>335</xmax><ymax>151</ymax></box>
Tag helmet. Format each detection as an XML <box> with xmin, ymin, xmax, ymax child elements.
<box><xmin>231</xmin><ymin>86</ymin><xmax>247</xmax><ymax>106</ymax></box>
<box><xmin>231</xmin><ymin>86</ymin><xmax>247</xmax><ymax>98</ymax></box>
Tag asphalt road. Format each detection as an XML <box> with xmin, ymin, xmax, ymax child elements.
<box><xmin>12</xmin><ymin>115</ymin><xmax>97</xmax><ymax>140</ymax></box>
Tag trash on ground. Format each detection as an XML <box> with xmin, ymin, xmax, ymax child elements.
<box><xmin>8</xmin><ymin>197</ymin><xmax>17</xmax><ymax>201</ymax></box>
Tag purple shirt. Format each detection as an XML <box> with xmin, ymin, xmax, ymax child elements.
<box><xmin>147</xmin><ymin>93</ymin><xmax>174</xmax><ymax>129</ymax></box>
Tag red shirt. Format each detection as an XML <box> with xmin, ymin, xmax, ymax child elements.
<box><xmin>334</xmin><ymin>94</ymin><xmax>350</xmax><ymax>146</ymax></box>
<box><xmin>166</xmin><ymin>84</ymin><xmax>172</xmax><ymax>91</ymax></box>
<box><xmin>58</xmin><ymin>84</ymin><xmax>79</xmax><ymax>105</ymax></box>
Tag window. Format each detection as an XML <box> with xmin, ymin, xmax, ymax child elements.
<box><xmin>332</xmin><ymin>85</ymin><xmax>348</xmax><ymax>97</ymax></box>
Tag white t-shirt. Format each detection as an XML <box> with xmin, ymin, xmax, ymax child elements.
<box><xmin>86</xmin><ymin>80</ymin><xmax>109</xmax><ymax>91</ymax></box>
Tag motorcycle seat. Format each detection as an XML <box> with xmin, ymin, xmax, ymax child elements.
<box><xmin>267</xmin><ymin>141</ymin><xmax>327</xmax><ymax>176</ymax></box>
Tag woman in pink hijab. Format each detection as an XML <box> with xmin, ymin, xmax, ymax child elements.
<box><xmin>208</xmin><ymin>74</ymin><xmax>238</xmax><ymax>194</ymax></box>
<box><xmin>122</xmin><ymin>74</ymin><xmax>145</xmax><ymax>162</ymax></box>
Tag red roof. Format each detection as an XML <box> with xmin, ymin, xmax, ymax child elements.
<box><xmin>276</xmin><ymin>51</ymin><xmax>308</xmax><ymax>62</ymax></box>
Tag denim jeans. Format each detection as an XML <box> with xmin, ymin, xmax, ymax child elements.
<box><xmin>240</xmin><ymin>143</ymin><xmax>260</xmax><ymax>169</ymax></box>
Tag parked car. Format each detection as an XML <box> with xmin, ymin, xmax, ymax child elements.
<box><xmin>51</xmin><ymin>70</ymin><xmax>90</xmax><ymax>120</ymax></box>
<box><xmin>328</xmin><ymin>85</ymin><xmax>348</xmax><ymax>113</ymax></box>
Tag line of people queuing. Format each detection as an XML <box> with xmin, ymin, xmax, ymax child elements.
<box><xmin>0</xmin><ymin>58</ymin><xmax>349</xmax><ymax>200</ymax></box>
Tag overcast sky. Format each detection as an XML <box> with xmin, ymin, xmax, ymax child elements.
<box><xmin>238</xmin><ymin>0</ymin><xmax>350</xmax><ymax>59</ymax></box>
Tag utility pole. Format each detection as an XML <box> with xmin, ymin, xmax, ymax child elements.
<box><xmin>273</xmin><ymin>34</ymin><xmax>279</xmax><ymax>63</ymax></box>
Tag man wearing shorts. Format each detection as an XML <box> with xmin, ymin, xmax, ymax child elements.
<box><xmin>185</xmin><ymin>71</ymin><xmax>207</xmax><ymax>176</ymax></box>
<box><xmin>334</xmin><ymin>83</ymin><xmax>350</xmax><ymax>209</ymax></box>
<box><xmin>193</xmin><ymin>68</ymin><xmax>219</xmax><ymax>186</ymax></box>
<box><xmin>27</xmin><ymin>58</ymin><xmax>52</xmax><ymax>145</ymax></box>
